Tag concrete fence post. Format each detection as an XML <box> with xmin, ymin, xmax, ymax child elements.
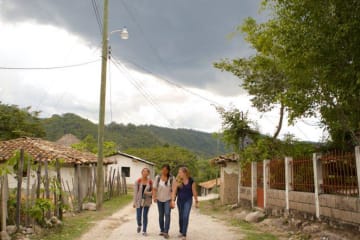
<box><xmin>355</xmin><ymin>146</ymin><xmax>360</xmax><ymax>198</ymax></box>
<box><xmin>285</xmin><ymin>157</ymin><xmax>293</xmax><ymax>213</ymax></box>
<box><xmin>251</xmin><ymin>161</ymin><xmax>257</xmax><ymax>208</ymax></box>
<box><xmin>1</xmin><ymin>174</ymin><xmax>10</xmax><ymax>240</ymax></box>
<box><xmin>312</xmin><ymin>153</ymin><xmax>323</xmax><ymax>219</ymax></box>
<box><xmin>237</xmin><ymin>162</ymin><xmax>242</xmax><ymax>205</ymax></box>
<box><xmin>263</xmin><ymin>160</ymin><xmax>270</xmax><ymax>209</ymax></box>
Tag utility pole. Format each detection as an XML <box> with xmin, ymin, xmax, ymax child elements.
<box><xmin>96</xmin><ymin>0</ymin><xmax>109</xmax><ymax>210</ymax></box>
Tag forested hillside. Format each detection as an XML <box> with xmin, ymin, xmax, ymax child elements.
<box><xmin>41</xmin><ymin>113</ymin><xmax>227</xmax><ymax>157</ymax></box>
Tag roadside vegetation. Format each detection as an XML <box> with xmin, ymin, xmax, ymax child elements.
<box><xmin>32</xmin><ymin>195</ymin><xmax>132</xmax><ymax>240</ymax></box>
<box><xmin>199</xmin><ymin>199</ymin><xmax>277</xmax><ymax>240</ymax></box>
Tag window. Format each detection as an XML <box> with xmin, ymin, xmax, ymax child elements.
<box><xmin>121</xmin><ymin>167</ymin><xmax>130</xmax><ymax>177</ymax></box>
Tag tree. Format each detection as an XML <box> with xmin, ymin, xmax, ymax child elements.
<box><xmin>72</xmin><ymin>135</ymin><xmax>117</xmax><ymax>157</ymax></box>
<box><xmin>126</xmin><ymin>145</ymin><xmax>199</xmax><ymax>178</ymax></box>
<box><xmin>0</xmin><ymin>102</ymin><xmax>45</xmax><ymax>140</ymax></box>
<box><xmin>215</xmin><ymin>0</ymin><xmax>360</xmax><ymax>149</ymax></box>
<box><xmin>214</xmin><ymin>17</ymin><xmax>288</xmax><ymax>139</ymax></box>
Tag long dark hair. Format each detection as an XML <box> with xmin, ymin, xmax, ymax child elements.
<box><xmin>161</xmin><ymin>164</ymin><xmax>171</xmax><ymax>186</ymax></box>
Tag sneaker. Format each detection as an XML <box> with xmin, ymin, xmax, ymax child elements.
<box><xmin>137</xmin><ymin>226</ymin><xmax>141</xmax><ymax>233</ymax></box>
<box><xmin>163</xmin><ymin>233</ymin><xmax>170</xmax><ymax>239</ymax></box>
<box><xmin>178</xmin><ymin>234</ymin><xmax>184</xmax><ymax>238</ymax></box>
<box><xmin>142</xmin><ymin>232</ymin><xmax>148</xmax><ymax>236</ymax></box>
<box><xmin>159</xmin><ymin>232</ymin><xmax>165</xmax><ymax>236</ymax></box>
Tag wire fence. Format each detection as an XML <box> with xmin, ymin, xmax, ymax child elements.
<box><xmin>269</xmin><ymin>159</ymin><xmax>285</xmax><ymax>190</ymax></box>
<box><xmin>292</xmin><ymin>156</ymin><xmax>314</xmax><ymax>192</ymax></box>
<box><xmin>320</xmin><ymin>151</ymin><xmax>358</xmax><ymax>196</ymax></box>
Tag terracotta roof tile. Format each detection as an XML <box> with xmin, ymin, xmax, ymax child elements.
<box><xmin>0</xmin><ymin>137</ymin><xmax>113</xmax><ymax>165</ymax></box>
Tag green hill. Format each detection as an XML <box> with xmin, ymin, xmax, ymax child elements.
<box><xmin>42</xmin><ymin>113</ymin><xmax>227</xmax><ymax>157</ymax></box>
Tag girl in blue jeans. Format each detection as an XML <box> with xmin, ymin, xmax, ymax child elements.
<box><xmin>171</xmin><ymin>167</ymin><xmax>199</xmax><ymax>240</ymax></box>
<box><xmin>153</xmin><ymin>164</ymin><xmax>174</xmax><ymax>239</ymax></box>
<box><xmin>133</xmin><ymin>168</ymin><xmax>153</xmax><ymax>236</ymax></box>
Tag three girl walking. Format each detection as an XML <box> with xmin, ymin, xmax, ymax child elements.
<box><xmin>133</xmin><ymin>165</ymin><xmax>199</xmax><ymax>240</ymax></box>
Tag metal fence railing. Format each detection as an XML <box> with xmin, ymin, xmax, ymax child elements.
<box><xmin>320</xmin><ymin>151</ymin><xmax>358</xmax><ymax>196</ymax></box>
<box><xmin>241</xmin><ymin>163</ymin><xmax>251</xmax><ymax>187</ymax></box>
<box><xmin>269</xmin><ymin>159</ymin><xmax>285</xmax><ymax>190</ymax></box>
<box><xmin>292</xmin><ymin>156</ymin><xmax>314</xmax><ymax>192</ymax></box>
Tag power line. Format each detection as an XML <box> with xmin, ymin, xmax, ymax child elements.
<box><xmin>0</xmin><ymin>59</ymin><xmax>100</xmax><ymax>70</ymax></box>
<box><xmin>90</xmin><ymin>0</ymin><xmax>103</xmax><ymax>35</ymax></box>
<box><xmin>110</xmin><ymin>56</ymin><xmax>175</xmax><ymax>127</ymax></box>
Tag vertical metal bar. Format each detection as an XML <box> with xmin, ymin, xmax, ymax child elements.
<box><xmin>16</xmin><ymin>149</ymin><xmax>24</xmax><ymax>231</ymax></box>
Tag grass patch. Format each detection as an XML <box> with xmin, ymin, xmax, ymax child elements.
<box><xmin>200</xmin><ymin>199</ymin><xmax>278</xmax><ymax>240</ymax></box>
<box><xmin>32</xmin><ymin>195</ymin><xmax>132</xmax><ymax>240</ymax></box>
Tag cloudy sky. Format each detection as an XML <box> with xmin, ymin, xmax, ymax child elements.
<box><xmin>0</xmin><ymin>0</ymin><xmax>324</xmax><ymax>141</ymax></box>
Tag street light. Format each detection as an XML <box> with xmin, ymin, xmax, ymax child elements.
<box><xmin>110</xmin><ymin>27</ymin><xmax>129</xmax><ymax>40</ymax></box>
<box><xmin>96</xmin><ymin>0</ymin><xmax>129</xmax><ymax>210</ymax></box>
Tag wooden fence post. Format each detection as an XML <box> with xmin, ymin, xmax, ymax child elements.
<box><xmin>263</xmin><ymin>160</ymin><xmax>270</xmax><ymax>209</ymax></box>
<box><xmin>36</xmin><ymin>161</ymin><xmax>41</xmax><ymax>199</ymax></box>
<box><xmin>1</xmin><ymin>174</ymin><xmax>10</xmax><ymax>240</ymax></box>
<box><xmin>312</xmin><ymin>153</ymin><xmax>322</xmax><ymax>219</ymax></box>
<box><xmin>76</xmin><ymin>164</ymin><xmax>82</xmax><ymax>212</ymax></box>
<box><xmin>25</xmin><ymin>153</ymin><xmax>31</xmax><ymax>227</ymax></box>
<box><xmin>355</xmin><ymin>146</ymin><xmax>360</xmax><ymax>198</ymax></box>
<box><xmin>44</xmin><ymin>160</ymin><xmax>51</xmax><ymax>219</ymax></box>
<box><xmin>56</xmin><ymin>159</ymin><xmax>63</xmax><ymax>220</ymax></box>
<box><xmin>16</xmin><ymin>149</ymin><xmax>25</xmax><ymax>231</ymax></box>
<box><xmin>251</xmin><ymin>161</ymin><xmax>257</xmax><ymax>208</ymax></box>
<box><xmin>285</xmin><ymin>157</ymin><xmax>293</xmax><ymax>213</ymax></box>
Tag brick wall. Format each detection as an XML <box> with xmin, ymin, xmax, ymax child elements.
<box><xmin>319</xmin><ymin>194</ymin><xmax>360</xmax><ymax>224</ymax></box>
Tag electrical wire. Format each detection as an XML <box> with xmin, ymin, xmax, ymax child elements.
<box><xmin>90</xmin><ymin>0</ymin><xmax>103</xmax><ymax>35</ymax></box>
<box><xmin>110</xmin><ymin>56</ymin><xmax>175</xmax><ymax>127</ymax></box>
<box><xmin>0</xmin><ymin>59</ymin><xmax>100</xmax><ymax>70</ymax></box>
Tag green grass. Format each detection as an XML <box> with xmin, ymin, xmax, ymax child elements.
<box><xmin>200</xmin><ymin>200</ymin><xmax>278</xmax><ymax>240</ymax></box>
<box><xmin>32</xmin><ymin>195</ymin><xmax>132</xmax><ymax>240</ymax></box>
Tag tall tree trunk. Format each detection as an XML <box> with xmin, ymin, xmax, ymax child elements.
<box><xmin>273</xmin><ymin>103</ymin><xmax>285</xmax><ymax>139</ymax></box>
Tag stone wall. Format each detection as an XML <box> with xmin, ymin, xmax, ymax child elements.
<box><xmin>319</xmin><ymin>194</ymin><xmax>360</xmax><ymax>225</ymax></box>
<box><xmin>220</xmin><ymin>163</ymin><xmax>238</xmax><ymax>205</ymax></box>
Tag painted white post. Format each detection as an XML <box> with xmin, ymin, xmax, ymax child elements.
<box><xmin>312</xmin><ymin>153</ymin><xmax>322</xmax><ymax>219</ymax></box>
<box><xmin>285</xmin><ymin>157</ymin><xmax>293</xmax><ymax>213</ymax></box>
<box><xmin>237</xmin><ymin>162</ymin><xmax>242</xmax><ymax>205</ymax></box>
<box><xmin>251</xmin><ymin>161</ymin><xmax>257</xmax><ymax>208</ymax></box>
<box><xmin>355</xmin><ymin>146</ymin><xmax>360</xmax><ymax>198</ymax></box>
<box><xmin>263</xmin><ymin>160</ymin><xmax>270</xmax><ymax>209</ymax></box>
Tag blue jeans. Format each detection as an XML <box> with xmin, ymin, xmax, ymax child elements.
<box><xmin>136</xmin><ymin>206</ymin><xmax>150</xmax><ymax>232</ymax></box>
<box><xmin>157</xmin><ymin>200</ymin><xmax>171</xmax><ymax>233</ymax></box>
<box><xmin>177</xmin><ymin>198</ymin><xmax>192</xmax><ymax>236</ymax></box>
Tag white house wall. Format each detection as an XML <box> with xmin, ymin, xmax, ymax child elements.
<box><xmin>106</xmin><ymin>155</ymin><xmax>155</xmax><ymax>185</ymax></box>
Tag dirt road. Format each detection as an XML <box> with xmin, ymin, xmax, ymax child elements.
<box><xmin>80</xmin><ymin>198</ymin><xmax>241</xmax><ymax>240</ymax></box>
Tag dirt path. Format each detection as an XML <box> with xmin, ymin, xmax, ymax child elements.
<box><xmin>79</xmin><ymin>198</ymin><xmax>241</xmax><ymax>240</ymax></box>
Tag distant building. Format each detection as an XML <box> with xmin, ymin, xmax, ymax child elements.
<box><xmin>199</xmin><ymin>178</ymin><xmax>220</xmax><ymax>196</ymax></box>
<box><xmin>106</xmin><ymin>152</ymin><xmax>155</xmax><ymax>185</ymax></box>
<box><xmin>56</xmin><ymin>134</ymin><xmax>81</xmax><ymax>147</ymax></box>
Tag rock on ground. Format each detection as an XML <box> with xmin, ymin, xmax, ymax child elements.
<box><xmin>245</xmin><ymin>211</ymin><xmax>265</xmax><ymax>223</ymax></box>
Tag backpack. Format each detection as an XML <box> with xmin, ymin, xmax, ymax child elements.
<box><xmin>156</xmin><ymin>174</ymin><xmax>174</xmax><ymax>190</ymax></box>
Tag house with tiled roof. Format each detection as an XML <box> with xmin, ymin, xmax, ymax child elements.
<box><xmin>0</xmin><ymin>137</ymin><xmax>113</xmax><ymax>201</ymax></box>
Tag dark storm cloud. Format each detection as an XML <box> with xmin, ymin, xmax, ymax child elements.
<box><xmin>1</xmin><ymin>0</ymin><xmax>263</xmax><ymax>95</ymax></box>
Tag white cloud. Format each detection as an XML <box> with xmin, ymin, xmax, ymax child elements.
<box><xmin>0</xmin><ymin>21</ymin><xmax>325</xmax><ymax>142</ymax></box>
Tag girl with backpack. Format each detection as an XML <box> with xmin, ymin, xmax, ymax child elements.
<box><xmin>152</xmin><ymin>164</ymin><xmax>174</xmax><ymax>239</ymax></box>
<box><xmin>170</xmin><ymin>166</ymin><xmax>199</xmax><ymax>240</ymax></box>
<box><xmin>133</xmin><ymin>168</ymin><xmax>153</xmax><ymax>236</ymax></box>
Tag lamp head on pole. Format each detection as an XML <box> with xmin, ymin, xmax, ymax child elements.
<box><xmin>120</xmin><ymin>27</ymin><xmax>129</xmax><ymax>40</ymax></box>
